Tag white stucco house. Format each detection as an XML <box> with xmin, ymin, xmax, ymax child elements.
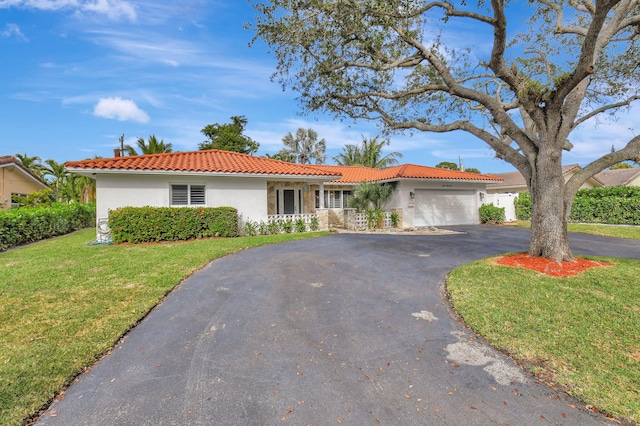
<box><xmin>65</xmin><ymin>149</ymin><xmax>503</xmax><ymax>235</ymax></box>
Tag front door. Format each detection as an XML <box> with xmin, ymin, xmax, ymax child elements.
<box><xmin>276</xmin><ymin>188</ymin><xmax>302</xmax><ymax>215</ymax></box>
<box><xmin>283</xmin><ymin>189</ymin><xmax>295</xmax><ymax>214</ymax></box>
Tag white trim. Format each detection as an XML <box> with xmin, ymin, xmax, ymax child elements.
<box><xmin>0</xmin><ymin>163</ymin><xmax>48</xmax><ymax>188</ymax></box>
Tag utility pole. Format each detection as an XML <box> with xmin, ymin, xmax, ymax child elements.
<box><xmin>119</xmin><ymin>134</ymin><xmax>125</xmax><ymax>156</ymax></box>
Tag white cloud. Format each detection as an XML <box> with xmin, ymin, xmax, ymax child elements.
<box><xmin>93</xmin><ymin>97</ymin><xmax>150</xmax><ymax>122</ymax></box>
<box><xmin>1</xmin><ymin>23</ymin><xmax>27</xmax><ymax>40</ymax></box>
<box><xmin>0</xmin><ymin>0</ymin><xmax>136</xmax><ymax>21</ymax></box>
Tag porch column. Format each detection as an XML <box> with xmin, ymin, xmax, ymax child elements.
<box><xmin>319</xmin><ymin>182</ymin><xmax>325</xmax><ymax>209</ymax></box>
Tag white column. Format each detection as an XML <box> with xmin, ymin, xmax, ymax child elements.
<box><xmin>319</xmin><ymin>182</ymin><xmax>325</xmax><ymax>208</ymax></box>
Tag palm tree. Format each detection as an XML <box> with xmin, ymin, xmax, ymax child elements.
<box><xmin>124</xmin><ymin>135</ymin><xmax>172</xmax><ymax>156</ymax></box>
<box><xmin>282</xmin><ymin>128</ymin><xmax>327</xmax><ymax>164</ymax></box>
<box><xmin>65</xmin><ymin>173</ymin><xmax>96</xmax><ymax>203</ymax></box>
<box><xmin>332</xmin><ymin>144</ymin><xmax>363</xmax><ymax>166</ymax></box>
<box><xmin>349</xmin><ymin>182</ymin><xmax>396</xmax><ymax>211</ymax></box>
<box><xmin>333</xmin><ymin>136</ymin><xmax>402</xmax><ymax>168</ymax></box>
<box><xmin>42</xmin><ymin>159</ymin><xmax>69</xmax><ymax>201</ymax></box>
<box><xmin>15</xmin><ymin>153</ymin><xmax>45</xmax><ymax>178</ymax></box>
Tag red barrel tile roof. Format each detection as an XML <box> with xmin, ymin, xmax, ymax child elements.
<box><xmin>65</xmin><ymin>150</ymin><xmax>503</xmax><ymax>183</ymax></box>
<box><xmin>65</xmin><ymin>150</ymin><xmax>341</xmax><ymax>177</ymax></box>
<box><xmin>306</xmin><ymin>164</ymin><xmax>503</xmax><ymax>183</ymax></box>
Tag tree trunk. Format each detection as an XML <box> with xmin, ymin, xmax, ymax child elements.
<box><xmin>527</xmin><ymin>149</ymin><xmax>575</xmax><ymax>263</ymax></box>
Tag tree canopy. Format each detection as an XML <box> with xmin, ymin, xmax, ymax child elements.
<box><xmin>281</xmin><ymin>128</ymin><xmax>327</xmax><ymax>164</ymax></box>
<box><xmin>333</xmin><ymin>135</ymin><xmax>403</xmax><ymax>168</ymax></box>
<box><xmin>251</xmin><ymin>0</ymin><xmax>640</xmax><ymax>261</ymax></box>
<box><xmin>435</xmin><ymin>162</ymin><xmax>459</xmax><ymax>171</ymax></box>
<box><xmin>199</xmin><ymin>116</ymin><xmax>259</xmax><ymax>155</ymax></box>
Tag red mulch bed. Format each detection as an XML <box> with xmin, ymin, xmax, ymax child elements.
<box><xmin>495</xmin><ymin>253</ymin><xmax>613</xmax><ymax>277</ymax></box>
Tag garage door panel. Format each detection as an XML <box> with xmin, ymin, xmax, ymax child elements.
<box><xmin>414</xmin><ymin>190</ymin><xmax>475</xmax><ymax>227</ymax></box>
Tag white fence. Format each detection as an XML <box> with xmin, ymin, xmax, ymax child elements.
<box><xmin>483</xmin><ymin>193</ymin><xmax>517</xmax><ymax>222</ymax></box>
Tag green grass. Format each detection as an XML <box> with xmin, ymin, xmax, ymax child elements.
<box><xmin>0</xmin><ymin>229</ymin><xmax>329</xmax><ymax>426</ymax></box>
<box><xmin>512</xmin><ymin>220</ymin><xmax>640</xmax><ymax>239</ymax></box>
<box><xmin>447</xmin><ymin>254</ymin><xmax>640</xmax><ymax>423</ymax></box>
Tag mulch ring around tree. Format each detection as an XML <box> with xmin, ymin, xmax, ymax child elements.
<box><xmin>495</xmin><ymin>253</ymin><xmax>613</xmax><ymax>277</ymax></box>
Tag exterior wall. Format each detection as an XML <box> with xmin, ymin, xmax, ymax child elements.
<box><xmin>95</xmin><ymin>173</ymin><xmax>268</xmax><ymax>224</ymax></box>
<box><xmin>387</xmin><ymin>180</ymin><xmax>487</xmax><ymax>228</ymax></box>
<box><xmin>0</xmin><ymin>166</ymin><xmax>47</xmax><ymax>210</ymax></box>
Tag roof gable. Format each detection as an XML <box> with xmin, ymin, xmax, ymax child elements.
<box><xmin>594</xmin><ymin>168</ymin><xmax>640</xmax><ymax>187</ymax></box>
<box><xmin>487</xmin><ymin>165</ymin><xmax>604</xmax><ymax>189</ymax></box>
<box><xmin>0</xmin><ymin>156</ymin><xmax>48</xmax><ymax>188</ymax></box>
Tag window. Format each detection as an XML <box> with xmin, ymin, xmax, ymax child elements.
<box><xmin>171</xmin><ymin>184</ymin><xmax>205</xmax><ymax>206</ymax></box>
<box><xmin>315</xmin><ymin>190</ymin><xmax>352</xmax><ymax>209</ymax></box>
<box><xmin>10</xmin><ymin>193</ymin><xmax>27</xmax><ymax>208</ymax></box>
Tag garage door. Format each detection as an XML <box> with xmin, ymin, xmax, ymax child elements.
<box><xmin>414</xmin><ymin>190</ymin><xmax>476</xmax><ymax>227</ymax></box>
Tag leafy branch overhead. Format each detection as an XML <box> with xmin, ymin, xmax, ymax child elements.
<box><xmin>251</xmin><ymin>0</ymin><xmax>640</xmax><ymax>262</ymax></box>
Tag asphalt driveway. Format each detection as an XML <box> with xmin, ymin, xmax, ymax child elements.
<box><xmin>37</xmin><ymin>226</ymin><xmax>640</xmax><ymax>425</ymax></box>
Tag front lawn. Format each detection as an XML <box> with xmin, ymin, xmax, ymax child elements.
<box><xmin>0</xmin><ymin>229</ymin><xmax>329</xmax><ymax>426</ymax></box>
<box><xmin>447</xmin><ymin>253</ymin><xmax>640</xmax><ymax>423</ymax></box>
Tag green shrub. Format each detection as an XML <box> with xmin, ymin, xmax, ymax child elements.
<box><xmin>0</xmin><ymin>202</ymin><xmax>96</xmax><ymax>251</ymax></box>
<box><xmin>514</xmin><ymin>192</ymin><xmax>532</xmax><ymax>221</ymax></box>
<box><xmin>281</xmin><ymin>218</ymin><xmax>293</xmax><ymax>233</ymax></box>
<box><xmin>267</xmin><ymin>218</ymin><xmax>281</xmax><ymax>234</ymax></box>
<box><xmin>365</xmin><ymin>209</ymin><xmax>383</xmax><ymax>229</ymax></box>
<box><xmin>570</xmin><ymin>187</ymin><xmax>640</xmax><ymax>225</ymax></box>
<box><xmin>243</xmin><ymin>220</ymin><xmax>258</xmax><ymax>236</ymax></box>
<box><xmin>309</xmin><ymin>216</ymin><xmax>319</xmax><ymax>231</ymax></box>
<box><xmin>389</xmin><ymin>211</ymin><xmax>400</xmax><ymax>228</ymax></box>
<box><xmin>513</xmin><ymin>187</ymin><xmax>640</xmax><ymax>225</ymax></box>
<box><xmin>294</xmin><ymin>217</ymin><xmax>307</xmax><ymax>233</ymax></box>
<box><xmin>479</xmin><ymin>203</ymin><xmax>505</xmax><ymax>224</ymax></box>
<box><xmin>108</xmin><ymin>206</ymin><xmax>239</xmax><ymax>244</ymax></box>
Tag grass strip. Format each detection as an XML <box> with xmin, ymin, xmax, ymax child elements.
<box><xmin>0</xmin><ymin>229</ymin><xmax>329</xmax><ymax>425</ymax></box>
<box><xmin>512</xmin><ymin>221</ymin><xmax>640</xmax><ymax>240</ymax></box>
<box><xmin>446</xmin><ymin>255</ymin><xmax>640</xmax><ymax>423</ymax></box>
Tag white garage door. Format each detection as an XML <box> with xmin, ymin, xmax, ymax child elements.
<box><xmin>414</xmin><ymin>190</ymin><xmax>476</xmax><ymax>227</ymax></box>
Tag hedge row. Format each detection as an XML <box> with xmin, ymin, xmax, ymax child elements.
<box><xmin>514</xmin><ymin>186</ymin><xmax>640</xmax><ymax>224</ymax></box>
<box><xmin>108</xmin><ymin>206</ymin><xmax>239</xmax><ymax>244</ymax></box>
<box><xmin>0</xmin><ymin>203</ymin><xmax>96</xmax><ymax>251</ymax></box>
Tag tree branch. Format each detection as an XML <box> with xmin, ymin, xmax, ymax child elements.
<box><xmin>573</xmin><ymin>95</ymin><xmax>640</xmax><ymax>128</ymax></box>
<box><xmin>565</xmin><ymin>135</ymin><xmax>640</xmax><ymax>195</ymax></box>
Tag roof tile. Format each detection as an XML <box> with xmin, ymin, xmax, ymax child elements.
<box><xmin>65</xmin><ymin>150</ymin><xmax>341</xmax><ymax>177</ymax></box>
<box><xmin>307</xmin><ymin>164</ymin><xmax>503</xmax><ymax>183</ymax></box>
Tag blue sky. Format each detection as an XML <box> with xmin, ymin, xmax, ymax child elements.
<box><xmin>0</xmin><ymin>1</ymin><xmax>637</xmax><ymax>173</ymax></box>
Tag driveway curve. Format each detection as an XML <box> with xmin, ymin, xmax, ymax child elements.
<box><xmin>37</xmin><ymin>226</ymin><xmax>640</xmax><ymax>425</ymax></box>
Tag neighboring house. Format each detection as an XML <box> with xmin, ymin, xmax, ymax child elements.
<box><xmin>0</xmin><ymin>156</ymin><xmax>49</xmax><ymax>210</ymax></box>
<box><xmin>65</xmin><ymin>150</ymin><xmax>503</xmax><ymax>234</ymax></box>
<box><xmin>594</xmin><ymin>167</ymin><xmax>640</xmax><ymax>187</ymax></box>
<box><xmin>485</xmin><ymin>164</ymin><xmax>604</xmax><ymax>221</ymax></box>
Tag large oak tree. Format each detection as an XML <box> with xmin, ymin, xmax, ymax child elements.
<box><xmin>251</xmin><ymin>0</ymin><xmax>640</xmax><ymax>262</ymax></box>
